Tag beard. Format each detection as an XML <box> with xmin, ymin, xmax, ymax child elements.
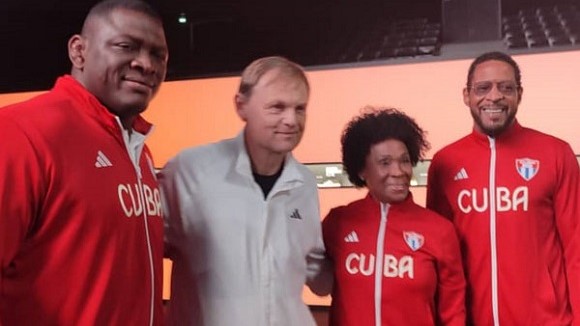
<box><xmin>470</xmin><ymin>106</ymin><xmax>517</xmax><ymax>137</ymax></box>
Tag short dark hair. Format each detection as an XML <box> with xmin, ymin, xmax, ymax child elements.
<box><xmin>82</xmin><ymin>0</ymin><xmax>162</xmax><ymax>33</ymax></box>
<box><xmin>466</xmin><ymin>51</ymin><xmax>522</xmax><ymax>87</ymax></box>
<box><xmin>341</xmin><ymin>107</ymin><xmax>430</xmax><ymax>187</ymax></box>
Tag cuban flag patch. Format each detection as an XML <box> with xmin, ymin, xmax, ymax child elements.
<box><xmin>403</xmin><ymin>231</ymin><xmax>424</xmax><ymax>251</ymax></box>
<box><xmin>516</xmin><ymin>158</ymin><xmax>540</xmax><ymax>181</ymax></box>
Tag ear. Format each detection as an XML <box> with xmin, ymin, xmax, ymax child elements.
<box><xmin>358</xmin><ymin>172</ymin><xmax>366</xmax><ymax>184</ymax></box>
<box><xmin>68</xmin><ymin>34</ymin><xmax>86</xmax><ymax>70</ymax></box>
<box><xmin>235</xmin><ymin>93</ymin><xmax>248</xmax><ymax>122</ymax></box>
<box><xmin>462</xmin><ymin>87</ymin><xmax>470</xmax><ymax>107</ymax></box>
<box><xmin>517</xmin><ymin>87</ymin><xmax>523</xmax><ymax>105</ymax></box>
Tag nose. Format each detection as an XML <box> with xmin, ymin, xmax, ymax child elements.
<box><xmin>388</xmin><ymin>160</ymin><xmax>406</xmax><ymax>176</ymax></box>
<box><xmin>282</xmin><ymin>108</ymin><xmax>299</xmax><ymax>126</ymax></box>
<box><xmin>486</xmin><ymin>83</ymin><xmax>505</xmax><ymax>101</ymax></box>
<box><xmin>131</xmin><ymin>51</ymin><xmax>156</xmax><ymax>74</ymax></box>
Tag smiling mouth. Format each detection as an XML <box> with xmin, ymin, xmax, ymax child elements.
<box><xmin>276</xmin><ymin>131</ymin><xmax>299</xmax><ymax>136</ymax></box>
<box><xmin>388</xmin><ymin>184</ymin><xmax>408</xmax><ymax>190</ymax></box>
<box><xmin>481</xmin><ymin>106</ymin><xmax>507</xmax><ymax>114</ymax></box>
<box><xmin>123</xmin><ymin>77</ymin><xmax>155</xmax><ymax>89</ymax></box>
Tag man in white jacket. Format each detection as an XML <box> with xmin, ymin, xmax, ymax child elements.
<box><xmin>160</xmin><ymin>56</ymin><xmax>331</xmax><ymax>326</ymax></box>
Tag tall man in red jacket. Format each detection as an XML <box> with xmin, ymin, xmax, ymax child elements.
<box><xmin>0</xmin><ymin>0</ymin><xmax>168</xmax><ymax>325</ymax></box>
<box><xmin>427</xmin><ymin>51</ymin><xmax>580</xmax><ymax>325</ymax></box>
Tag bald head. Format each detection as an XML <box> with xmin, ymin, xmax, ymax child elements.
<box><xmin>81</xmin><ymin>0</ymin><xmax>162</xmax><ymax>35</ymax></box>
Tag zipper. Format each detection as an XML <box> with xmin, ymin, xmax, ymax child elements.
<box><xmin>136</xmin><ymin>175</ymin><xmax>155</xmax><ymax>326</ymax></box>
<box><xmin>488</xmin><ymin>137</ymin><xmax>500</xmax><ymax>326</ymax></box>
<box><xmin>120</xmin><ymin>124</ymin><xmax>155</xmax><ymax>326</ymax></box>
<box><xmin>374</xmin><ymin>202</ymin><xmax>389</xmax><ymax>326</ymax></box>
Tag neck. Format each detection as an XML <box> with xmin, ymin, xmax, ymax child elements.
<box><xmin>250</xmin><ymin>153</ymin><xmax>285</xmax><ymax>176</ymax></box>
<box><xmin>119</xmin><ymin>116</ymin><xmax>135</xmax><ymax>131</ymax></box>
<box><xmin>245</xmin><ymin>143</ymin><xmax>285</xmax><ymax>176</ymax></box>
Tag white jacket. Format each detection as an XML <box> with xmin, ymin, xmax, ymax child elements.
<box><xmin>160</xmin><ymin>132</ymin><xmax>329</xmax><ymax>326</ymax></box>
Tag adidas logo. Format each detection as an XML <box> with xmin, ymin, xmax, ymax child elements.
<box><xmin>95</xmin><ymin>150</ymin><xmax>113</xmax><ymax>168</ymax></box>
<box><xmin>289</xmin><ymin>209</ymin><xmax>302</xmax><ymax>220</ymax></box>
<box><xmin>454</xmin><ymin>168</ymin><xmax>468</xmax><ymax>180</ymax></box>
<box><xmin>344</xmin><ymin>230</ymin><xmax>359</xmax><ymax>243</ymax></box>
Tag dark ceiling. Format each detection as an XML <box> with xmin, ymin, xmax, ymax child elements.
<box><xmin>0</xmin><ymin>0</ymin><xmax>577</xmax><ymax>93</ymax></box>
<box><xmin>0</xmin><ymin>0</ymin><xmax>440</xmax><ymax>93</ymax></box>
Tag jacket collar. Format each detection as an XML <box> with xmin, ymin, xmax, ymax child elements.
<box><xmin>52</xmin><ymin>75</ymin><xmax>153</xmax><ymax>136</ymax></box>
<box><xmin>470</xmin><ymin>120</ymin><xmax>522</xmax><ymax>144</ymax></box>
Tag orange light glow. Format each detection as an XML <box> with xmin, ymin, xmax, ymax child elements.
<box><xmin>2</xmin><ymin>50</ymin><xmax>579</xmax><ymax>305</ymax></box>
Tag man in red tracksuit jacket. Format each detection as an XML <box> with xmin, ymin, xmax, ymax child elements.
<box><xmin>0</xmin><ymin>1</ymin><xmax>168</xmax><ymax>325</ymax></box>
<box><xmin>427</xmin><ymin>51</ymin><xmax>580</xmax><ymax>325</ymax></box>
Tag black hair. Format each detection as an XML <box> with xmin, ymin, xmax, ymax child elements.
<box><xmin>341</xmin><ymin>107</ymin><xmax>430</xmax><ymax>187</ymax></box>
<box><xmin>466</xmin><ymin>51</ymin><xmax>522</xmax><ymax>87</ymax></box>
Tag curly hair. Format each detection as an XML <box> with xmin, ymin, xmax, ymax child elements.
<box><xmin>341</xmin><ymin>107</ymin><xmax>430</xmax><ymax>187</ymax></box>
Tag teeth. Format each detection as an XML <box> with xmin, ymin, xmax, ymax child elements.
<box><xmin>483</xmin><ymin>108</ymin><xmax>503</xmax><ymax>113</ymax></box>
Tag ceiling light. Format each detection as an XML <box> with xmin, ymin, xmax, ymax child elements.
<box><xmin>178</xmin><ymin>13</ymin><xmax>187</xmax><ymax>24</ymax></box>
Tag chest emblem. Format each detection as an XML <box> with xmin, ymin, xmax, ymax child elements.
<box><xmin>403</xmin><ymin>231</ymin><xmax>424</xmax><ymax>251</ymax></box>
<box><xmin>515</xmin><ymin>158</ymin><xmax>540</xmax><ymax>181</ymax></box>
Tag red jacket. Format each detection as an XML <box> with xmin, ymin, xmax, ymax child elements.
<box><xmin>427</xmin><ymin>121</ymin><xmax>580</xmax><ymax>325</ymax></box>
<box><xmin>0</xmin><ymin>76</ymin><xmax>164</xmax><ymax>325</ymax></box>
<box><xmin>323</xmin><ymin>193</ymin><xmax>465</xmax><ymax>326</ymax></box>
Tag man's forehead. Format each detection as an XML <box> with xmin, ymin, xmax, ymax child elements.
<box><xmin>258</xmin><ymin>69</ymin><xmax>307</xmax><ymax>89</ymax></box>
<box><xmin>83</xmin><ymin>9</ymin><xmax>166</xmax><ymax>46</ymax></box>
<box><xmin>475</xmin><ymin>60</ymin><xmax>512</xmax><ymax>71</ymax></box>
<box><xmin>472</xmin><ymin>61</ymin><xmax>515</xmax><ymax>78</ymax></box>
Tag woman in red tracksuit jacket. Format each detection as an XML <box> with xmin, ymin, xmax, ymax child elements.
<box><xmin>323</xmin><ymin>108</ymin><xmax>466</xmax><ymax>325</ymax></box>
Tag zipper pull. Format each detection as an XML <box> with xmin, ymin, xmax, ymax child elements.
<box><xmin>488</xmin><ymin>136</ymin><xmax>495</xmax><ymax>149</ymax></box>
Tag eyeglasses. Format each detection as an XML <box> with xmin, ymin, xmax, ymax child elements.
<box><xmin>468</xmin><ymin>81</ymin><xmax>519</xmax><ymax>97</ymax></box>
